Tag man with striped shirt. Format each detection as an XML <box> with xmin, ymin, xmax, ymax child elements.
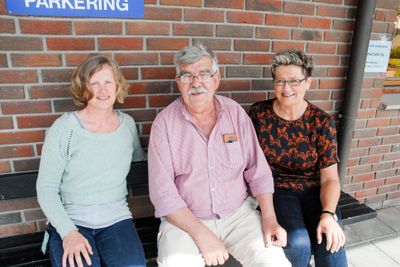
<box><xmin>148</xmin><ymin>44</ymin><xmax>291</xmax><ymax>267</ymax></box>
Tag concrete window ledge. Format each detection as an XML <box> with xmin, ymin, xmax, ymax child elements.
<box><xmin>380</xmin><ymin>94</ymin><xmax>400</xmax><ymax>110</ymax></box>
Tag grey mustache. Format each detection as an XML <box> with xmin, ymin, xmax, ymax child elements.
<box><xmin>188</xmin><ymin>87</ymin><xmax>207</xmax><ymax>95</ymax></box>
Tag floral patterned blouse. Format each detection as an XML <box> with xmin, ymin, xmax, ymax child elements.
<box><xmin>249</xmin><ymin>98</ymin><xmax>339</xmax><ymax>192</ymax></box>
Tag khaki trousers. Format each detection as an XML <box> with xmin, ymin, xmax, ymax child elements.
<box><xmin>157</xmin><ymin>197</ymin><xmax>291</xmax><ymax>267</ymax></box>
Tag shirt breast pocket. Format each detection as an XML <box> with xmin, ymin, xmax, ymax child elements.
<box><xmin>221</xmin><ymin>141</ymin><xmax>243</xmax><ymax>167</ymax></box>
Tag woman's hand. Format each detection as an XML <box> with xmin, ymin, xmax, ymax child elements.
<box><xmin>62</xmin><ymin>230</ymin><xmax>93</xmax><ymax>267</ymax></box>
<box><xmin>317</xmin><ymin>214</ymin><xmax>345</xmax><ymax>253</ymax></box>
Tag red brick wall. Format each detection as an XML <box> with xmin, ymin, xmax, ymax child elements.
<box><xmin>0</xmin><ymin>0</ymin><xmax>399</xmax><ymax>237</ymax></box>
<box><xmin>342</xmin><ymin>0</ymin><xmax>400</xmax><ymax>209</ymax></box>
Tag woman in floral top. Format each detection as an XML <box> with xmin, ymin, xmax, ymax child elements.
<box><xmin>249</xmin><ymin>50</ymin><xmax>347</xmax><ymax>267</ymax></box>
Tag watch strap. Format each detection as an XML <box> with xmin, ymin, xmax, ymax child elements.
<box><xmin>321</xmin><ymin>210</ymin><xmax>338</xmax><ymax>221</ymax></box>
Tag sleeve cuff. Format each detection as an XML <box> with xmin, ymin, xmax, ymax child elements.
<box><xmin>153</xmin><ymin>196</ymin><xmax>187</xmax><ymax>218</ymax></box>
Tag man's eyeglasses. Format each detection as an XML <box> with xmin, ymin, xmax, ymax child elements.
<box><xmin>273</xmin><ymin>78</ymin><xmax>307</xmax><ymax>87</ymax></box>
<box><xmin>178</xmin><ymin>71</ymin><xmax>217</xmax><ymax>84</ymax></box>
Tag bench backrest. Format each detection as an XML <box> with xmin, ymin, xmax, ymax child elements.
<box><xmin>0</xmin><ymin>161</ymin><xmax>148</xmax><ymax>200</ymax></box>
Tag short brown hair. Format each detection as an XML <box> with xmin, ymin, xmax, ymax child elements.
<box><xmin>271</xmin><ymin>49</ymin><xmax>314</xmax><ymax>79</ymax></box>
<box><xmin>71</xmin><ymin>55</ymin><xmax>129</xmax><ymax>108</ymax></box>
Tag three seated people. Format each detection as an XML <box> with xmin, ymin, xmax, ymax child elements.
<box><xmin>37</xmin><ymin>45</ymin><xmax>346</xmax><ymax>267</ymax></box>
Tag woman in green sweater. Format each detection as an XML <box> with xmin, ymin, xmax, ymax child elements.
<box><xmin>36</xmin><ymin>55</ymin><xmax>146</xmax><ymax>267</ymax></box>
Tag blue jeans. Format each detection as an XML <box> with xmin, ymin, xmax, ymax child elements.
<box><xmin>273</xmin><ymin>187</ymin><xmax>348</xmax><ymax>267</ymax></box>
<box><xmin>47</xmin><ymin>219</ymin><xmax>146</xmax><ymax>267</ymax></box>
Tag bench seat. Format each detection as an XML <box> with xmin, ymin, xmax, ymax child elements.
<box><xmin>0</xmin><ymin>162</ymin><xmax>375</xmax><ymax>267</ymax></box>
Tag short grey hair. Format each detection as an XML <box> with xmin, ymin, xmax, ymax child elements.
<box><xmin>174</xmin><ymin>43</ymin><xmax>219</xmax><ymax>75</ymax></box>
<box><xmin>271</xmin><ymin>49</ymin><xmax>314</xmax><ymax>79</ymax></box>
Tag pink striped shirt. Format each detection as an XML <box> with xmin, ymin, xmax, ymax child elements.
<box><xmin>148</xmin><ymin>95</ymin><xmax>274</xmax><ymax>219</ymax></box>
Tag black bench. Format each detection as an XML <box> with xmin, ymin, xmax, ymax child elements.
<box><xmin>0</xmin><ymin>161</ymin><xmax>375</xmax><ymax>267</ymax></box>
<box><xmin>0</xmin><ymin>217</ymin><xmax>160</xmax><ymax>267</ymax></box>
<box><xmin>0</xmin><ymin>161</ymin><xmax>160</xmax><ymax>267</ymax></box>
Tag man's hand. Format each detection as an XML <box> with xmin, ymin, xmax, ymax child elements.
<box><xmin>317</xmin><ymin>214</ymin><xmax>345</xmax><ymax>253</ymax></box>
<box><xmin>262</xmin><ymin>217</ymin><xmax>287</xmax><ymax>247</ymax></box>
<box><xmin>166</xmin><ymin>207</ymin><xmax>229</xmax><ymax>266</ymax></box>
<box><xmin>62</xmin><ymin>230</ymin><xmax>93</xmax><ymax>267</ymax></box>
<box><xmin>256</xmin><ymin>193</ymin><xmax>287</xmax><ymax>248</ymax></box>
<box><xmin>193</xmin><ymin>227</ymin><xmax>229</xmax><ymax>266</ymax></box>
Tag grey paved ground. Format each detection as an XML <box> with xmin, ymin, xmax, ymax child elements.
<box><xmin>344</xmin><ymin>203</ymin><xmax>400</xmax><ymax>267</ymax></box>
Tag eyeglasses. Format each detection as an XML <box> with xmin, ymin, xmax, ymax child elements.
<box><xmin>178</xmin><ymin>71</ymin><xmax>217</xmax><ymax>84</ymax></box>
<box><xmin>273</xmin><ymin>78</ymin><xmax>307</xmax><ymax>87</ymax></box>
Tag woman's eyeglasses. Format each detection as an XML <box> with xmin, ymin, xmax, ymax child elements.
<box><xmin>273</xmin><ymin>78</ymin><xmax>307</xmax><ymax>87</ymax></box>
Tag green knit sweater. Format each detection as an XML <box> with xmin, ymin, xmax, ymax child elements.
<box><xmin>36</xmin><ymin>112</ymin><xmax>146</xmax><ymax>238</ymax></box>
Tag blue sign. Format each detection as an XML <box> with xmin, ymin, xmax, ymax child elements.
<box><xmin>5</xmin><ymin>0</ymin><xmax>144</xmax><ymax>18</ymax></box>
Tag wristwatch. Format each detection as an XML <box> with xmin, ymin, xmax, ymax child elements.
<box><xmin>321</xmin><ymin>210</ymin><xmax>338</xmax><ymax>222</ymax></box>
